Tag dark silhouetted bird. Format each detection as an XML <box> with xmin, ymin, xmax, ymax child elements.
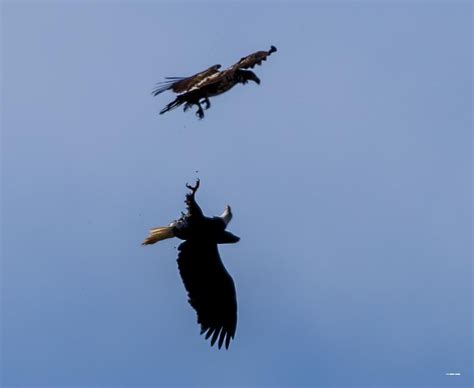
<box><xmin>153</xmin><ymin>46</ymin><xmax>277</xmax><ymax>119</ymax></box>
<box><xmin>142</xmin><ymin>180</ymin><xmax>240</xmax><ymax>349</ymax></box>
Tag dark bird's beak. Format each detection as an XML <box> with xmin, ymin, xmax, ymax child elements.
<box><xmin>248</xmin><ymin>73</ymin><xmax>260</xmax><ymax>85</ymax></box>
<box><xmin>217</xmin><ymin>231</ymin><xmax>240</xmax><ymax>244</ymax></box>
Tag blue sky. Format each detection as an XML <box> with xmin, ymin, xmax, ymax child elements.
<box><xmin>1</xmin><ymin>1</ymin><xmax>472</xmax><ymax>387</ymax></box>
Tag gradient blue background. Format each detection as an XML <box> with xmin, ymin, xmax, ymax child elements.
<box><xmin>1</xmin><ymin>2</ymin><xmax>472</xmax><ymax>387</ymax></box>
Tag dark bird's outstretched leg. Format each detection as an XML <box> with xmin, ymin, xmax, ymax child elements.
<box><xmin>195</xmin><ymin>103</ymin><xmax>205</xmax><ymax>119</ymax></box>
<box><xmin>183</xmin><ymin>102</ymin><xmax>204</xmax><ymax>119</ymax></box>
<box><xmin>201</xmin><ymin>97</ymin><xmax>211</xmax><ymax>110</ymax></box>
<box><xmin>184</xmin><ymin>179</ymin><xmax>203</xmax><ymax>217</ymax></box>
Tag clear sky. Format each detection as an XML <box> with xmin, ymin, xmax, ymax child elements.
<box><xmin>1</xmin><ymin>1</ymin><xmax>472</xmax><ymax>387</ymax></box>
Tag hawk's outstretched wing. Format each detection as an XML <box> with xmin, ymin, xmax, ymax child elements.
<box><xmin>232</xmin><ymin>45</ymin><xmax>277</xmax><ymax>70</ymax></box>
<box><xmin>152</xmin><ymin>64</ymin><xmax>222</xmax><ymax>96</ymax></box>
<box><xmin>177</xmin><ymin>239</ymin><xmax>237</xmax><ymax>349</ymax></box>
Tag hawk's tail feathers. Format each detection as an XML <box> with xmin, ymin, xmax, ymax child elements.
<box><xmin>142</xmin><ymin>226</ymin><xmax>175</xmax><ymax>245</ymax></box>
<box><xmin>160</xmin><ymin>97</ymin><xmax>183</xmax><ymax>115</ymax></box>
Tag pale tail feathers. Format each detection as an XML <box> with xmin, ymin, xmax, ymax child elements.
<box><xmin>142</xmin><ymin>226</ymin><xmax>175</xmax><ymax>245</ymax></box>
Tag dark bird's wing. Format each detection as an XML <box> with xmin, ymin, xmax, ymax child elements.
<box><xmin>232</xmin><ymin>45</ymin><xmax>277</xmax><ymax>70</ymax></box>
<box><xmin>184</xmin><ymin>69</ymin><xmax>241</xmax><ymax>99</ymax></box>
<box><xmin>177</xmin><ymin>240</ymin><xmax>237</xmax><ymax>349</ymax></box>
<box><xmin>152</xmin><ymin>64</ymin><xmax>222</xmax><ymax>96</ymax></box>
<box><xmin>187</xmin><ymin>70</ymin><xmax>230</xmax><ymax>92</ymax></box>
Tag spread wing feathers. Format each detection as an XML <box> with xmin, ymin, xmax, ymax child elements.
<box><xmin>152</xmin><ymin>64</ymin><xmax>222</xmax><ymax>96</ymax></box>
<box><xmin>232</xmin><ymin>45</ymin><xmax>277</xmax><ymax>70</ymax></box>
<box><xmin>177</xmin><ymin>240</ymin><xmax>237</xmax><ymax>349</ymax></box>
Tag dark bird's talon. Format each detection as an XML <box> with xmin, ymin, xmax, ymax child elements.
<box><xmin>202</xmin><ymin>98</ymin><xmax>211</xmax><ymax>110</ymax></box>
<box><xmin>195</xmin><ymin>105</ymin><xmax>205</xmax><ymax>119</ymax></box>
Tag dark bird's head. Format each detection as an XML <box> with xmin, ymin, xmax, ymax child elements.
<box><xmin>269</xmin><ymin>45</ymin><xmax>277</xmax><ymax>54</ymax></box>
<box><xmin>235</xmin><ymin>69</ymin><xmax>261</xmax><ymax>85</ymax></box>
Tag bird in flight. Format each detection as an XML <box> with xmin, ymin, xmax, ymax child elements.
<box><xmin>153</xmin><ymin>45</ymin><xmax>277</xmax><ymax>119</ymax></box>
<box><xmin>142</xmin><ymin>179</ymin><xmax>240</xmax><ymax>349</ymax></box>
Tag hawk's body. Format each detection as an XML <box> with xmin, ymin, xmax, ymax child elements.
<box><xmin>154</xmin><ymin>46</ymin><xmax>277</xmax><ymax>119</ymax></box>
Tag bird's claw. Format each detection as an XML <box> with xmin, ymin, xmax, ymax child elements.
<box><xmin>202</xmin><ymin>98</ymin><xmax>211</xmax><ymax>110</ymax></box>
<box><xmin>186</xmin><ymin>179</ymin><xmax>200</xmax><ymax>193</ymax></box>
<box><xmin>195</xmin><ymin>108</ymin><xmax>204</xmax><ymax>119</ymax></box>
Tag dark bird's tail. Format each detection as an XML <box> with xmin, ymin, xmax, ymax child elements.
<box><xmin>160</xmin><ymin>97</ymin><xmax>183</xmax><ymax>115</ymax></box>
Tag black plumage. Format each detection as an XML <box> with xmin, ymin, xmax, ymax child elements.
<box><xmin>142</xmin><ymin>180</ymin><xmax>239</xmax><ymax>349</ymax></box>
<box><xmin>177</xmin><ymin>240</ymin><xmax>237</xmax><ymax>349</ymax></box>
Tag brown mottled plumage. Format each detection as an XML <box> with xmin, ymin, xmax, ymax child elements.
<box><xmin>153</xmin><ymin>46</ymin><xmax>277</xmax><ymax>119</ymax></box>
<box><xmin>152</xmin><ymin>64</ymin><xmax>222</xmax><ymax>96</ymax></box>
<box><xmin>232</xmin><ymin>45</ymin><xmax>277</xmax><ymax>70</ymax></box>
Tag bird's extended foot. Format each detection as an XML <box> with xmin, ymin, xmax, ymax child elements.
<box><xmin>195</xmin><ymin>106</ymin><xmax>204</xmax><ymax>119</ymax></box>
<box><xmin>186</xmin><ymin>179</ymin><xmax>200</xmax><ymax>194</ymax></box>
<box><xmin>202</xmin><ymin>98</ymin><xmax>211</xmax><ymax>110</ymax></box>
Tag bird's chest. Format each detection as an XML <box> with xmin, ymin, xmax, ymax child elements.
<box><xmin>174</xmin><ymin>217</ymin><xmax>224</xmax><ymax>241</ymax></box>
<box><xmin>207</xmin><ymin>76</ymin><xmax>236</xmax><ymax>97</ymax></box>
